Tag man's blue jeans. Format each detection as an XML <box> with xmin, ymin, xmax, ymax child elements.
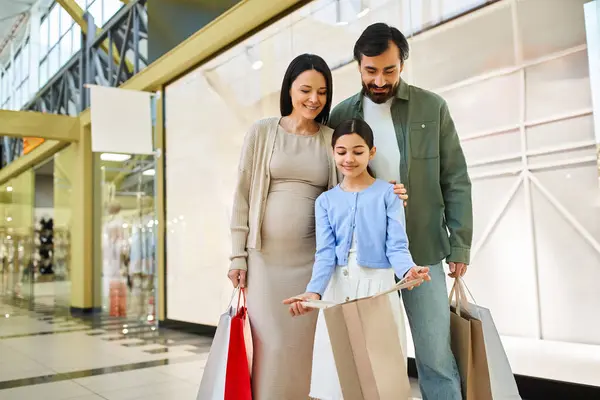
<box><xmin>401</xmin><ymin>262</ymin><xmax>462</xmax><ymax>400</ymax></box>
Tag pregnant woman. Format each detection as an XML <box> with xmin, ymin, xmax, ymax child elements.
<box><xmin>228</xmin><ymin>53</ymin><xmax>407</xmax><ymax>399</ymax></box>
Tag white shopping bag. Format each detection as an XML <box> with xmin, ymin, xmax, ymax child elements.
<box><xmin>456</xmin><ymin>279</ymin><xmax>522</xmax><ymax>400</ymax></box>
<box><xmin>197</xmin><ymin>288</ymin><xmax>251</xmax><ymax>400</ymax></box>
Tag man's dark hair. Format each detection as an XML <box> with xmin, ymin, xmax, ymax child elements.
<box><xmin>353</xmin><ymin>23</ymin><xmax>409</xmax><ymax>64</ymax></box>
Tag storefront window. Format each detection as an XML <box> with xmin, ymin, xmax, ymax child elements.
<box><xmin>0</xmin><ymin>146</ymin><xmax>75</xmax><ymax>308</ymax></box>
<box><xmin>0</xmin><ymin>172</ymin><xmax>35</xmax><ymax>301</ymax></box>
<box><xmin>97</xmin><ymin>153</ymin><xmax>157</xmax><ymax>321</ymax></box>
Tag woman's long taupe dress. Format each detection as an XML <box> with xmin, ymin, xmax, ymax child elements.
<box><xmin>247</xmin><ymin>125</ymin><xmax>329</xmax><ymax>400</ymax></box>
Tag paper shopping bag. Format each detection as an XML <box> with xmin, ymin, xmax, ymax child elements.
<box><xmin>224</xmin><ymin>289</ymin><xmax>252</xmax><ymax>400</ymax></box>
<box><xmin>303</xmin><ymin>278</ymin><xmax>421</xmax><ymax>400</ymax></box>
<box><xmin>453</xmin><ymin>280</ymin><xmax>521</xmax><ymax>400</ymax></box>
<box><xmin>197</xmin><ymin>288</ymin><xmax>252</xmax><ymax>400</ymax></box>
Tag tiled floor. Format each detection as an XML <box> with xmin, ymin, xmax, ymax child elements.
<box><xmin>0</xmin><ymin>295</ymin><xmax>422</xmax><ymax>399</ymax></box>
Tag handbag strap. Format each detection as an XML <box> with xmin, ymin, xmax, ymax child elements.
<box><xmin>298</xmin><ymin>277</ymin><xmax>423</xmax><ymax>309</ymax></box>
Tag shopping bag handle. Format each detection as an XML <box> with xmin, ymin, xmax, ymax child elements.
<box><xmin>297</xmin><ymin>277</ymin><xmax>424</xmax><ymax>309</ymax></box>
<box><xmin>449</xmin><ymin>278</ymin><xmax>477</xmax><ymax>317</ymax></box>
<box><xmin>227</xmin><ymin>287</ymin><xmax>248</xmax><ymax>310</ymax></box>
<box><xmin>458</xmin><ymin>277</ymin><xmax>478</xmax><ymax>305</ymax></box>
<box><xmin>370</xmin><ymin>277</ymin><xmax>423</xmax><ymax>298</ymax></box>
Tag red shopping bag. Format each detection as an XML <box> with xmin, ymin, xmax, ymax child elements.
<box><xmin>224</xmin><ymin>288</ymin><xmax>252</xmax><ymax>400</ymax></box>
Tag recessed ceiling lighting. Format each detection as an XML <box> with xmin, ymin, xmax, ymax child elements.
<box><xmin>252</xmin><ymin>60</ymin><xmax>264</xmax><ymax>70</ymax></box>
<box><xmin>6</xmin><ymin>186</ymin><xmax>12</xmax><ymax>192</ymax></box>
<box><xmin>142</xmin><ymin>169</ymin><xmax>155</xmax><ymax>176</ymax></box>
<box><xmin>101</xmin><ymin>153</ymin><xmax>131</xmax><ymax>162</ymax></box>
<box><xmin>357</xmin><ymin>8</ymin><xmax>370</xmax><ymax>18</ymax></box>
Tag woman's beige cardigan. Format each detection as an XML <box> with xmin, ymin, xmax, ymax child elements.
<box><xmin>229</xmin><ymin>117</ymin><xmax>339</xmax><ymax>271</ymax></box>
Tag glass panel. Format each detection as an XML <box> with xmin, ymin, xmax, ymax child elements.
<box><xmin>60</xmin><ymin>32</ymin><xmax>73</xmax><ymax>65</ymax></box>
<box><xmin>443</xmin><ymin>72</ymin><xmax>520</xmax><ymax>136</ymax></box>
<box><xmin>72</xmin><ymin>25</ymin><xmax>82</xmax><ymax>56</ymax></box>
<box><xmin>409</xmin><ymin>0</ymin><xmax>490</xmax><ymax>33</ymax></box>
<box><xmin>528</xmin><ymin>146</ymin><xmax>596</xmax><ymax>167</ymax></box>
<box><xmin>48</xmin><ymin>46</ymin><xmax>59</xmax><ymax>78</ymax></box>
<box><xmin>21</xmin><ymin>43</ymin><xmax>29</xmax><ymax>82</ymax></box>
<box><xmin>462</xmin><ymin>129</ymin><xmax>522</xmax><ymax>162</ymax></box>
<box><xmin>525</xmin><ymin>50</ymin><xmax>592</xmax><ymax>121</ymax></box>
<box><xmin>39</xmin><ymin>60</ymin><xmax>48</xmax><ymax>89</ymax></box>
<box><xmin>13</xmin><ymin>54</ymin><xmax>21</xmax><ymax>85</ymax></box>
<box><xmin>88</xmin><ymin>0</ymin><xmax>103</xmax><ymax>25</ymax></box>
<box><xmin>526</xmin><ymin>115</ymin><xmax>595</xmax><ymax>151</ymax></box>
<box><xmin>410</xmin><ymin>2</ymin><xmax>515</xmax><ymax>90</ymax></box>
<box><xmin>517</xmin><ymin>0</ymin><xmax>588</xmax><ymax>61</ymax></box>
<box><xmin>103</xmin><ymin>0</ymin><xmax>123</xmax><ymax>24</ymax></box>
<box><xmin>40</xmin><ymin>17</ymin><xmax>50</xmax><ymax>56</ymax></box>
<box><xmin>21</xmin><ymin>78</ymin><xmax>29</xmax><ymax>107</ymax></box>
<box><xmin>463</xmin><ymin>186</ymin><xmax>539</xmax><ymax>337</ymax></box>
<box><xmin>50</xmin><ymin>148</ymin><xmax>74</xmax><ymax>306</ymax></box>
<box><xmin>0</xmin><ymin>172</ymin><xmax>36</xmax><ymax>301</ymax></box>
<box><xmin>531</xmin><ymin>165</ymin><xmax>600</xmax><ymax>344</ymax></box>
<box><xmin>59</xmin><ymin>7</ymin><xmax>71</xmax><ymax>37</ymax></box>
<box><xmin>49</xmin><ymin>6</ymin><xmax>61</xmax><ymax>47</ymax></box>
<box><xmin>97</xmin><ymin>155</ymin><xmax>157</xmax><ymax>321</ymax></box>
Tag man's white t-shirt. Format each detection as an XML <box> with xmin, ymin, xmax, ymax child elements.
<box><xmin>362</xmin><ymin>96</ymin><xmax>401</xmax><ymax>183</ymax></box>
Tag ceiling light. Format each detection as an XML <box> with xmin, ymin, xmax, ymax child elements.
<box><xmin>100</xmin><ymin>153</ymin><xmax>131</xmax><ymax>162</ymax></box>
<box><xmin>252</xmin><ymin>60</ymin><xmax>263</xmax><ymax>70</ymax></box>
<box><xmin>6</xmin><ymin>186</ymin><xmax>12</xmax><ymax>192</ymax></box>
<box><xmin>357</xmin><ymin>7</ymin><xmax>370</xmax><ymax>18</ymax></box>
<box><xmin>142</xmin><ymin>169</ymin><xmax>155</xmax><ymax>176</ymax></box>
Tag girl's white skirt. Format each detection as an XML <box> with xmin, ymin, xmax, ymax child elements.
<box><xmin>309</xmin><ymin>254</ymin><xmax>408</xmax><ymax>400</ymax></box>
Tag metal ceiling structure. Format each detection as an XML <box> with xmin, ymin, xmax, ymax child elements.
<box><xmin>25</xmin><ymin>0</ymin><xmax>148</xmax><ymax>115</ymax></box>
<box><xmin>0</xmin><ymin>0</ymin><xmax>148</xmax><ymax>169</ymax></box>
<box><xmin>0</xmin><ymin>0</ymin><xmax>38</xmax><ymax>65</ymax></box>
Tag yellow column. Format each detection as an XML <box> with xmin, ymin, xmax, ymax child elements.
<box><xmin>69</xmin><ymin>124</ymin><xmax>95</xmax><ymax>312</ymax></box>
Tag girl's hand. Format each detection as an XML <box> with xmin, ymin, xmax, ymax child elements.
<box><xmin>404</xmin><ymin>266</ymin><xmax>431</xmax><ymax>290</ymax></box>
<box><xmin>227</xmin><ymin>269</ymin><xmax>247</xmax><ymax>288</ymax></box>
<box><xmin>389</xmin><ymin>180</ymin><xmax>408</xmax><ymax>206</ymax></box>
<box><xmin>282</xmin><ymin>292</ymin><xmax>321</xmax><ymax>317</ymax></box>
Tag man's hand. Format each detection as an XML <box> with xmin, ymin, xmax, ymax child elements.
<box><xmin>389</xmin><ymin>180</ymin><xmax>408</xmax><ymax>206</ymax></box>
<box><xmin>403</xmin><ymin>266</ymin><xmax>431</xmax><ymax>290</ymax></box>
<box><xmin>282</xmin><ymin>292</ymin><xmax>321</xmax><ymax>317</ymax></box>
<box><xmin>448</xmin><ymin>262</ymin><xmax>468</xmax><ymax>278</ymax></box>
<box><xmin>227</xmin><ymin>269</ymin><xmax>247</xmax><ymax>288</ymax></box>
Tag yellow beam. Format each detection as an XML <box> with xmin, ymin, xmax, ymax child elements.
<box><xmin>0</xmin><ymin>140</ymin><xmax>69</xmax><ymax>186</ymax></box>
<box><xmin>0</xmin><ymin>110</ymin><xmax>79</xmax><ymax>142</ymax></box>
<box><xmin>56</xmin><ymin>0</ymin><xmax>132</xmax><ymax>74</ymax></box>
<box><xmin>79</xmin><ymin>0</ymin><xmax>303</xmax><ymax>126</ymax></box>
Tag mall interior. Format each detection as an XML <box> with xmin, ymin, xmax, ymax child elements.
<box><xmin>0</xmin><ymin>0</ymin><xmax>599</xmax><ymax>399</ymax></box>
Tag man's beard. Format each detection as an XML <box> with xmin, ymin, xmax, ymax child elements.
<box><xmin>362</xmin><ymin>81</ymin><xmax>399</xmax><ymax>104</ymax></box>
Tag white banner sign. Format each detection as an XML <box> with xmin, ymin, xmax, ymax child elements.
<box><xmin>89</xmin><ymin>85</ymin><xmax>154</xmax><ymax>155</ymax></box>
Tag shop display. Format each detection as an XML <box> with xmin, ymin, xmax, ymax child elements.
<box><xmin>102</xmin><ymin>201</ymin><xmax>128</xmax><ymax>316</ymax></box>
<box><xmin>36</xmin><ymin>217</ymin><xmax>54</xmax><ymax>276</ymax></box>
<box><xmin>129</xmin><ymin>195</ymin><xmax>156</xmax><ymax>289</ymax></box>
<box><xmin>52</xmin><ymin>228</ymin><xmax>71</xmax><ymax>279</ymax></box>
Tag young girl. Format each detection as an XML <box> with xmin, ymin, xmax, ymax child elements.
<box><xmin>283</xmin><ymin>118</ymin><xmax>431</xmax><ymax>400</ymax></box>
